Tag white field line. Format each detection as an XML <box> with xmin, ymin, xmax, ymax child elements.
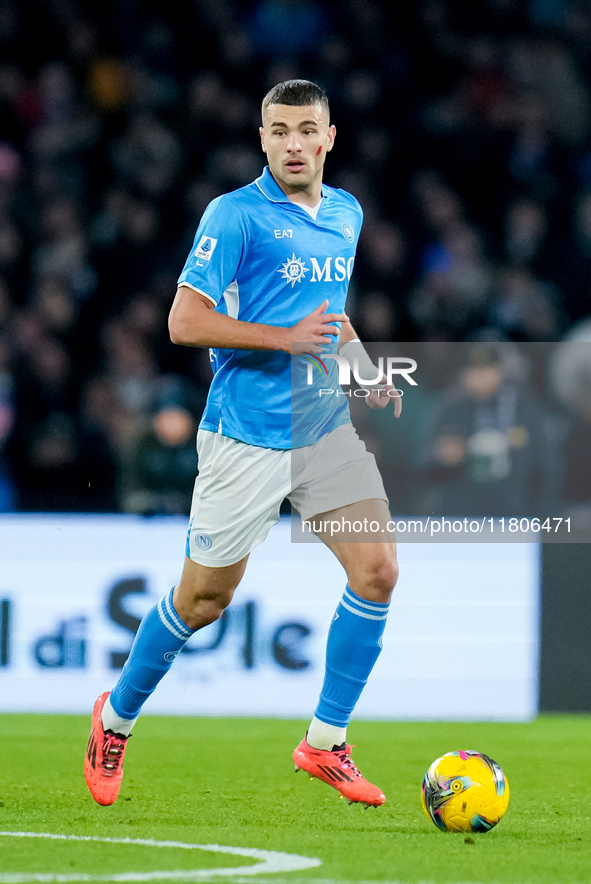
<box><xmin>0</xmin><ymin>832</ymin><xmax>510</xmax><ymax>884</ymax></box>
<box><xmin>0</xmin><ymin>832</ymin><xmax>321</xmax><ymax>882</ymax></box>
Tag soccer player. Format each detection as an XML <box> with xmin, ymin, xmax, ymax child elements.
<box><xmin>85</xmin><ymin>79</ymin><xmax>400</xmax><ymax>809</ymax></box>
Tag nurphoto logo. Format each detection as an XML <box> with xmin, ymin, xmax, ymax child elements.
<box><xmin>305</xmin><ymin>354</ymin><xmax>418</xmax><ymax>388</ymax></box>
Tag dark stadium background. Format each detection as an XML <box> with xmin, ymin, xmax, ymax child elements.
<box><xmin>0</xmin><ymin>0</ymin><xmax>590</xmax><ymax>710</ymax></box>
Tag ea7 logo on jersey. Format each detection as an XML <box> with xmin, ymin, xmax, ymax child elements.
<box><xmin>194</xmin><ymin>235</ymin><xmax>218</xmax><ymax>261</ymax></box>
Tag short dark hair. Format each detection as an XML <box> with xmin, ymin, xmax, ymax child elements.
<box><xmin>262</xmin><ymin>79</ymin><xmax>329</xmax><ymax>118</ymax></box>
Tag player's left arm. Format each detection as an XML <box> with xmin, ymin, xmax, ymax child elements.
<box><xmin>338</xmin><ymin>318</ymin><xmax>402</xmax><ymax>417</ymax></box>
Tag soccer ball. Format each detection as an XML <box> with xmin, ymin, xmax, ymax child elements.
<box><xmin>421</xmin><ymin>750</ymin><xmax>509</xmax><ymax>833</ymax></box>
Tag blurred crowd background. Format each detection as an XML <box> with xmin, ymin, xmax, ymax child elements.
<box><xmin>1</xmin><ymin>0</ymin><xmax>591</xmax><ymax>518</ymax></box>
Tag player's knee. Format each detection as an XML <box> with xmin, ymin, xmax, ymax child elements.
<box><xmin>358</xmin><ymin>554</ymin><xmax>398</xmax><ymax>603</ymax></box>
<box><xmin>175</xmin><ymin>586</ymin><xmax>234</xmax><ymax>631</ymax></box>
<box><xmin>190</xmin><ymin>594</ymin><xmax>231</xmax><ymax>628</ymax></box>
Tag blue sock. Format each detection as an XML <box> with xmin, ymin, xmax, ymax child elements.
<box><xmin>315</xmin><ymin>585</ymin><xmax>390</xmax><ymax>728</ymax></box>
<box><xmin>110</xmin><ymin>588</ymin><xmax>193</xmax><ymax>719</ymax></box>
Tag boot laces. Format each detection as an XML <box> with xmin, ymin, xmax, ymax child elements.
<box><xmin>102</xmin><ymin>732</ymin><xmax>127</xmax><ymax>774</ymax></box>
<box><xmin>334</xmin><ymin>744</ymin><xmax>363</xmax><ymax>779</ymax></box>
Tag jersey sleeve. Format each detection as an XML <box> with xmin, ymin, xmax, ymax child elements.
<box><xmin>177</xmin><ymin>195</ymin><xmax>248</xmax><ymax>306</ymax></box>
<box><xmin>347</xmin><ymin>192</ymin><xmax>364</xmax><ymax>242</ymax></box>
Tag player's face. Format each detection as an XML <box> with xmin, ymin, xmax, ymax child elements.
<box><xmin>260</xmin><ymin>103</ymin><xmax>336</xmax><ymax>198</ymax></box>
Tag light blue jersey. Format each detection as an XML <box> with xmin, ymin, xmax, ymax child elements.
<box><xmin>177</xmin><ymin>166</ymin><xmax>363</xmax><ymax>449</ymax></box>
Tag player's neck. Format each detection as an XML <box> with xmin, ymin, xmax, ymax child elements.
<box><xmin>285</xmin><ymin>188</ymin><xmax>323</xmax><ymax>208</ymax></box>
<box><xmin>271</xmin><ymin>171</ymin><xmax>323</xmax><ymax>207</ymax></box>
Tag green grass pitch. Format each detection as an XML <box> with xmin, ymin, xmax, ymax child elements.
<box><xmin>1</xmin><ymin>714</ymin><xmax>590</xmax><ymax>883</ymax></box>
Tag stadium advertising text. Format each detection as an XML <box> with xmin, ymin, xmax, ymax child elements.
<box><xmin>0</xmin><ymin>515</ymin><xmax>540</xmax><ymax>719</ymax></box>
<box><xmin>0</xmin><ymin>579</ymin><xmax>312</xmax><ymax>673</ymax></box>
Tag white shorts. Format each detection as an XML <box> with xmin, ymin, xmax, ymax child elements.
<box><xmin>186</xmin><ymin>423</ymin><xmax>388</xmax><ymax>567</ymax></box>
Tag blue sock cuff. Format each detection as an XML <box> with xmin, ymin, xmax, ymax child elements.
<box><xmin>110</xmin><ymin>588</ymin><xmax>193</xmax><ymax>720</ymax></box>
<box><xmin>340</xmin><ymin>585</ymin><xmax>389</xmax><ymax>620</ymax></box>
<box><xmin>315</xmin><ymin>584</ymin><xmax>390</xmax><ymax>729</ymax></box>
<box><xmin>157</xmin><ymin>588</ymin><xmax>194</xmax><ymax>640</ymax></box>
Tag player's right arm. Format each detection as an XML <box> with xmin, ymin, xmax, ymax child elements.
<box><xmin>168</xmin><ymin>287</ymin><xmax>346</xmax><ymax>356</ymax></box>
<box><xmin>172</xmin><ymin>194</ymin><xmax>345</xmax><ymax>355</ymax></box>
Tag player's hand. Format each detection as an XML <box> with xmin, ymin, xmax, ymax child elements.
<box><xmin>284</xmin><ymin>300</ymin><xmax>348</xmax><ymax>355</ymax></box>
<box><xmin>365</xmin><ymin>383</ymin><xmax>402</xmax><ymax>417</ymax></box>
